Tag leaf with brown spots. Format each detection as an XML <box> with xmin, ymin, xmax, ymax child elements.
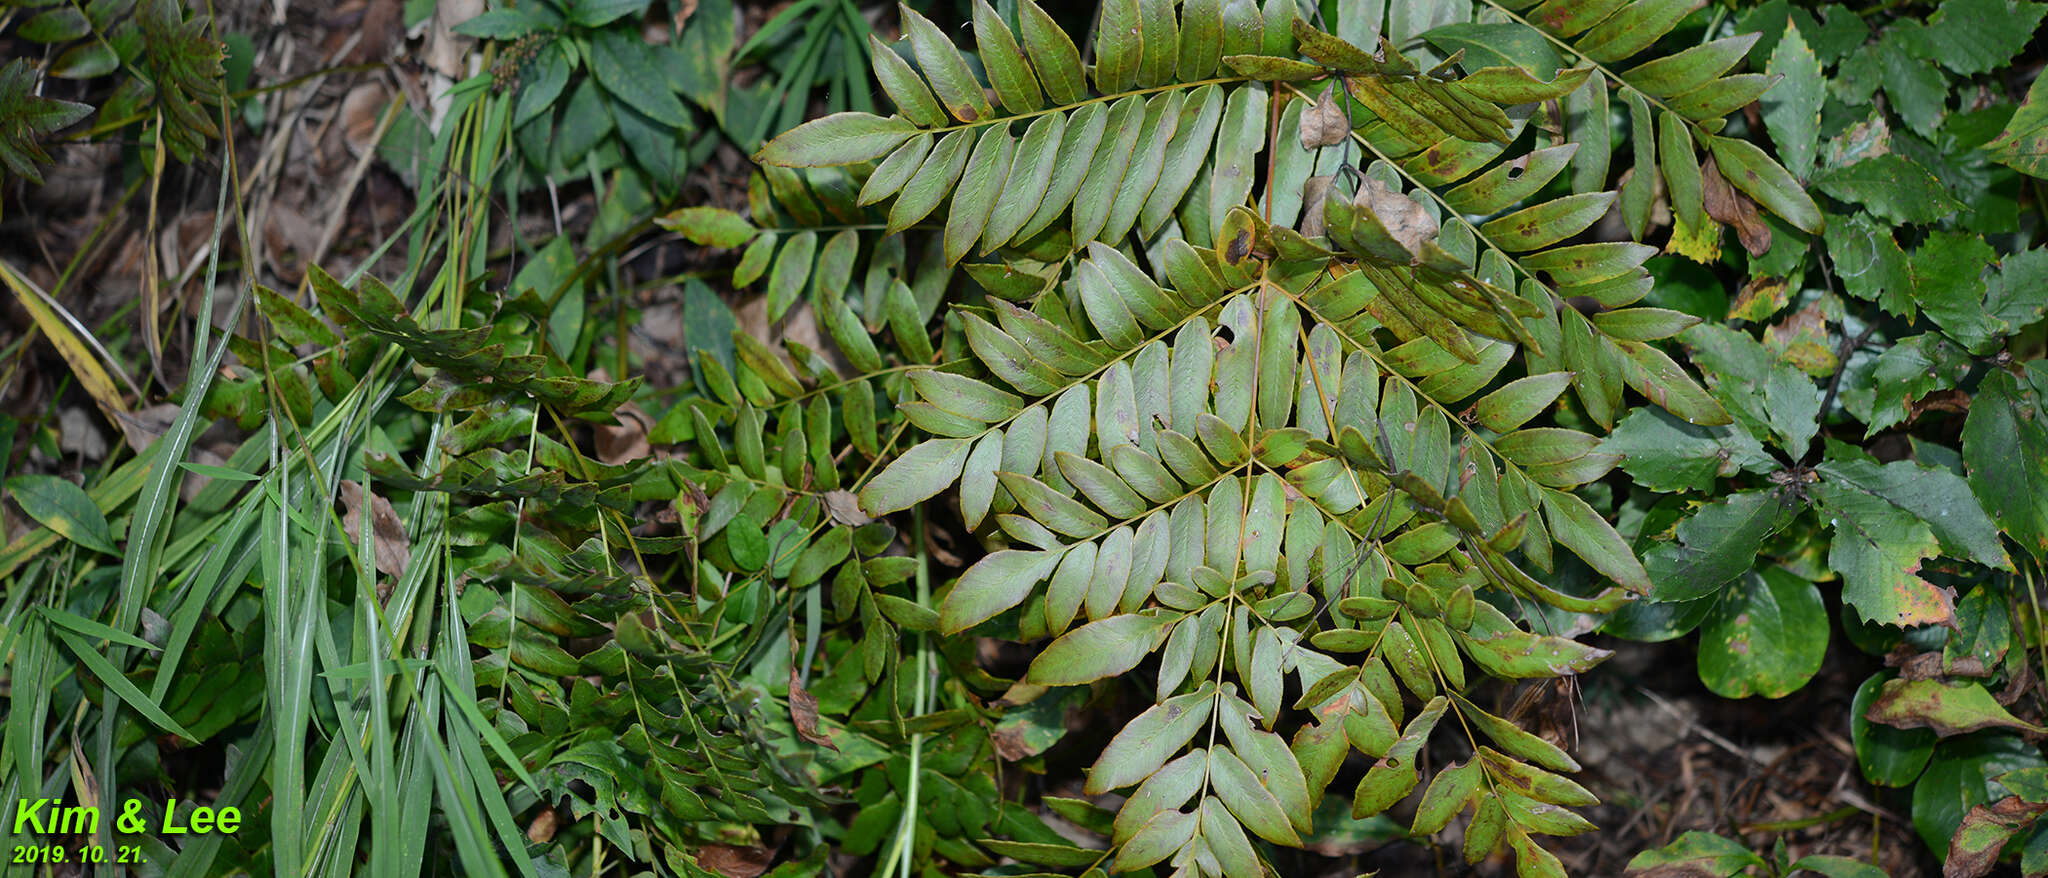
<box><xmin>1866</xmin><ymin>678</ymin><xmax>2047</xmax><ymax>738</ymax></box>
<box><xmin>1815</xmin><ymin>477</ymin><xmax>1956</xmax><ymax>628</ymax></box>
<box><xmin>1945</xmin><ymin>796</ymin><xmax>2048</xmax><ymax>878</ymax></box>
<box><xmin>1763</xmin><ymin>303</ymin><xmax>1837</xmax><ymax>376</ymax></box>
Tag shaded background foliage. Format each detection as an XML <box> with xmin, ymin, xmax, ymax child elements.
<box><xmin>0</xmin><ymin>0</ymin><xmax>2044</xmax><ymax>876</ymax></box>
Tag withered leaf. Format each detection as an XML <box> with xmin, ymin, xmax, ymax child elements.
<box><xmin>339</xmin><ymin>480</ymin><xmax>410</xmax><ymax>579</ymax></box>
<box><xmin>1354</xmin><ymin>175</ymin><xmax>1438</xmax><ymax>257</ymax></box>
<box><xmin>1864</xmin><ymin>677</ymin><xmax>2047</xmax><ymax>738</ymax></box>
<box><xmin>1299</xmin><ymin>89</ymin><xmax>1349</xmax><ymax>149</ymax></box>
<box><xmin>1945</xmin><ymin>796</ymin><xmax>2048</xmax><ymax>878</ymax></box>
<box><xmin>696</xmin><ymin>844</ymin><xmax>774</xmax><ymax>878</ymax></box>
<box><xmin>824</xmin><ymin>489</ymin><xmax>871</xmax><ymax>527</ymax></box>
<box><xmin>1300</xmin><ymin>175</ymin><xmax>1334</xmax><ymax>238</ymax></box>
<box><xmin>788</xmin><ymin>669</ymin><xmax>839</xmax><ymax>751</ymax></box>
<box><xmin>595</xmin><ymin>403</ymin><xmax>653</xmax><ymax>465</ymax></box>
<box><xmin>1701</xmin><ymin>155</ymin><xmax>1771</xmax><ymax>257</ymax></box>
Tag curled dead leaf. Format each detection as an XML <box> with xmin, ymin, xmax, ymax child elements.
<box><xmin>1353</xmin><ymin>175</ymin><xmax>1438</xmax><ymax>257</ymax></box>
<box><xmin>823</xmin><ymin>489</ymin><xmax>871</xmax><ymax>527</ymax></box>
<box><xmin>1299</xmin><ymin>175</ymin><xmax>1333</xmax><ymax>238</ymax></box>
<box><xmin>596</xmin><ymin>402</ymin><xmax>654</xmax><ymax>465</ymax></box>
<box><xmin>1702</xmin><ymin>155</ymin><xmax>1771</xmax><ymax>257</ymax></box>
<box><xmin>526</xmin><ymin>806</ymin><xmax>558</xmax><ymax>844</ymax></box>
<box><xmin>339</xmin><ymin>480</ymin><xmax>411</xmax><ymax>579</ymax></box>
<box><xmin>788</xmin><ymin>670</ymin><xmax>838</xmax><ymax>752</ymax></box>
<box><xmin>1298</xmin><ymin>89</ymin><xmax>1349</xmax><ymax>149</ymax></box>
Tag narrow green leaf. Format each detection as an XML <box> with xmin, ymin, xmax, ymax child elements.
<box><xmin>940</xmin><ymin>547</ymin><xmax>1062</xmax><ymax>632</ymax></box>
<box><xmin>901</xmin><ymin>3</ymin><xmax>994</xmax><ymax>122</ymax></box>
<box><xmin>859</xmin><ymin>437</ymin><xmax>974</xmax><ymax>514</ymax></box>
<box><xmin>758</xmin><ymin>111</ymin><xmax>918</xmax><ymax>167</ymax></box>
<box><xmin>1027</xmin><ymin>613</ymin><xmax>1170</xmax><ymax>685</ymax></box>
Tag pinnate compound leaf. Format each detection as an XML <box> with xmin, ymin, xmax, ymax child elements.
<box><xmin>1707</xmin><ymin>135</ymin><xmax>1824</xmax><ymax>234</ymax></box>
<box><xmin>757</xmin><ymin>112</ymin><xmax>918</xmax><ymax>167</ymax></box>
<box><xmin>1471</xmin><ymin>372</ymin><xmax>1574</xmax><ymax>433</ymax></box>
<box><xmin>655</xmin><ymin>207</ymin><xmax>757</xmax><ymax>248</ymax></box>
<box><xmin>1541</xmin><ymin>488</ymin><xmax>1650</xmax><ymax>593</ymax></box>
<box><xmin>1208</xmin><ymin>746</ymin><xmax>1301</xmax><ymax>845</ymax></box>
<box><xmin>0</xmin><ymin>60</ymin><xmax>92</xmax><ymax>185</ymax></box>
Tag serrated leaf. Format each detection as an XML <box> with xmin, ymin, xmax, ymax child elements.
<box><xmin>1816</xmin><ymin>478</ymin><xmax>1955</xmax><ymax>628</ymax></box>
<box><xmin>1814</xmin><ymin>155</ymin><xmax>1966</xmax><ymax>226</ymax></box>
<box><xmin>1603</xmin><ymin>408</ymin><xmax>1771</xmax><ymax>493</ymax></box>
<box><xmin>1963</xmin><ymin>365</ymin><xmax>2048</xmax><ymax>562</ymax></box>
<box><xmin>1761</xmin><ymin>20</ymin><xmax>1822</xmax><ymax>179</ymax></box>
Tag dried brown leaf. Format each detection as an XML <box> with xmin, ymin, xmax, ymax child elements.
<box><xmin>1299</xmin><ymin>90</ymin><xmax>1349</xmax><ymax>149</ymax></box>
<box><xmin>595</xmin><ymin>402</ymin><xmax>653</xmax><ymax>465</ymax></box>
<box><xmin>823</xmin><ymin>489</ymin><xmax>871</xmax><ymax>527</ymax></box>
<box><xmin>1702</xmin><ymin>155</ymin><xmax>1771</xmax><ymax>257</ymax></box>
<box><xmin>788</xmin><ymin>669</ymin><xmax>839</xmax><ymax>751</ymax></box>
<box><xmin>696</xmin><ymin>844</ymin><xmax>773</xmax><ymax>878</ymax></box>
<box><xmin>1300</xmin><ymin>175</ymin><xmax>1333</xmax><ymax>238</ymax></box>
<box><xmin>340</xmin><ymin>480</ymin><xmax>410</xmax><ymax>579</ymax></box>
<box><xmin>1353</xmin><ymin>175</ymin><xmax>1438</xmax><ymax>256</ymax></box>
